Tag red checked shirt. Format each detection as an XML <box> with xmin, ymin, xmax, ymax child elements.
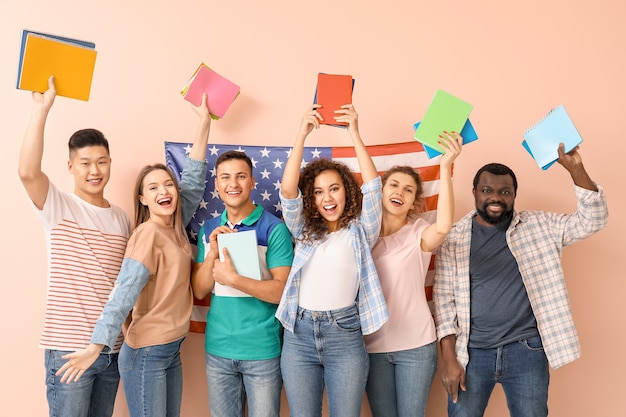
<box><xmin>434</xmin><ymin>184</ymin><xmax>608</xmax><ymax>370</ymax></box>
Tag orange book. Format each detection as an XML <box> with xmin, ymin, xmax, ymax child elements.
<box><xmin>16</xmin><ymin>30</ymin><xmax>97</xmax><ymax>101</ymax></box>
<box><xmin>314</xmin><ymin>73</ymin><xmax>353</xmax><ymax>127</ymax></box>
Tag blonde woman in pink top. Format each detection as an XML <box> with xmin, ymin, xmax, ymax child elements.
<box><xmin>364</xmin><ymin>131</ymin><xmax>463</xmax><ymax>417</ymax></box>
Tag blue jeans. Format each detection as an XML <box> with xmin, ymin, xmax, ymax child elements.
<box><xmin>366</xmin><ymin>341</ymin><xmax>438</xmax><ymax>417</ymax></box>
<box><xmin>205</xmin><ymin>353</ymin><xmax>282</xmax><ymax>417</ymax></box>
<box><xmin>45</xmin><ymin>349</ymin><xmax>119</xmax><ymax>417</ymax></box>
<box><xmin>118</xmin><ymin>338</ymin><xmax>185</xmax><ymax>417</ymax></box>
<box><xmin>450</xmin><ymin>336</ymin><xmax>550</xmax><ymax>417</ymax></box>
<box><xmin>281</xmin><ymin>304</ymin><xmax>369</xmax><ymax>417</ymax></box>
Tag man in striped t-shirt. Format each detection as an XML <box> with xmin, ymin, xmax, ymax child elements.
<box><xmin>18</xmin><ymin>77</ymin><xmax>211</xmax><ymax>417</ymax></box>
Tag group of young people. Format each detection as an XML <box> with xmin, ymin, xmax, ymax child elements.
<box><xmin>21</xmin><ymin>76</ymin><xmax>608</xmax><ymax>417</ymax></box>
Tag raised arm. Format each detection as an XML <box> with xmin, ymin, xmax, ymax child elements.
<box><xmin>334</xmin><ymin>104</ymin><xmax>377</xmax><ymax>183</ymax></box>
<box><xmin>282</xmin><ymin>105</ymin><xmax>321</xmax><ymax>199</ymax></box>
<box><xmin>180</xmin><ymin>93</ymin><xmax>211</xmax><ymax>225</ymax></box>
<box><xmin>556</xmin><ymin>143</ymin><xmax>597</xmax><ymax>191</ymax></box>
<box><xmin>188</xmin><ymin>93</ymin><xmax>212</xmax><ymax>161</ymax></box>
<box><xmin>18</xmin><ymin>76</ymin><xmax>57</xmax><ymax>209</ymax></box>
<box><xmin>421</xmin><ymin>131</ymin><xmax>463</xmax><ymax>252</ymax></box>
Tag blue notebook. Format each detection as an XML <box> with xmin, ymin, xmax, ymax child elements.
<box><xmin>413</xmin><ymin>119</ymin><xmax>478</xmax><ymax>159</ymax></box>
<box><xmin>522</xmin><ymin>105</ymin><xmax>583</xmax><ymax>170</ymax></box>
<box><xmin>217</xmin><ymin>230</ymin><xmax>261</xmax><ymax>280</ymax></box>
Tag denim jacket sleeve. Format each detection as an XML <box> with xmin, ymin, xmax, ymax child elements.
<box><xmin>179</xmin><ymin>157</ymin><xmax>208</xmax><ymax>226</ymax></box>
<box><xmin>91</xmin><ymin>258</ymin><xmax>151</xmax><ymax>351</ymax></box>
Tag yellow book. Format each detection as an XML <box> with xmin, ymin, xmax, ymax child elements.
<box><xmin>16</xmin><ymin>30</ymin><xmax>97</xmax><ymax>101</ymax></box>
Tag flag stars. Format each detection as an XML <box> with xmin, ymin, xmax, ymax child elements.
<box><xmin>260</xmin><ymin>147</ymin><xmax>271</xmax><ymax>157</ymax></box>
<box><xmin>260</xmin><ymin>190</ymin><xmax>272</xmax><ymax>201</ymax></box>
<box><xmin>311</xmin><ymin>148</ymin><xmax>322</xmax><ymax>158</ymax></box>
<box><xmin>208</xmin><ymin>145</ymin><xmax>220</xmax><ymax>156</ymax></box>
<box><xmin>273</xmin><ymin>180</ymin><xmax>281</xmax><ymax>190</ymax></box>
<box><xmin>250</xmin><ymin>157</ymin><xmax>258</xmax><ymax>168</ymax></box>
<box><xmin>209</xmin><ymin>167</ymin><xmax>217</xmax><ymax>177</ymax></box>
<box><xmin>300</xmin><ymin>159</ymin><xmax>308</xmax><ymax>169</ymax></box>
<box><xmin>210</xmin><ymin>189</ymin><xmax>220</xmax><ymax>199</ymax></box>
<box><xmin>210</xmin><ymin>210</ymin><xmax>221</xmax><ymax>218</ymax></box>
<box><xmin>184</xmin><ymin>144</ymin><xmax>193</xmax><ymax>154</ymax></box>
<box><xmin>273</xmin><ymin>201</ymin><xmax>282</xmax><ymax>212</ymax></box>
<box><xmin>198</xmin><ymin>199</ymin><xmax>209</xmax><ymax>210</ymax></box>
<box><xmin>273</xmin><ymin>159</ymin><xmax>284</xmax><ymax>169</ymax></box>
<box><xmin>260</xmin><ymin>168</ymin><xmax>271</xmax><ymax>179</ymax></box>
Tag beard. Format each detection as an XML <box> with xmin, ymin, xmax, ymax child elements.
<box><xmin>476</xmin><ymin>202</ymin><xmax>514</xmax><ymax>226</ymax></box>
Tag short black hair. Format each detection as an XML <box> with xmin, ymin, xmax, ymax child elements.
<box><xmin>472</xmin><ymin>163</ymin><xmax>518</xmax><ymax>193</ymax></box>
<box><xmin>68</xmin><ymin>129</ymin><xmax>110</xmax><ymax>158</ymax></box>
<box><xmin>215</xmin><ymin>150</ymin><xmax>253</xmax><ymax>174</ymax></box>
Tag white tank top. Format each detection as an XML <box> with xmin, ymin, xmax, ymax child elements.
<box><xmin>299</xmin><ymin>228</ymin><xmax>358</xmax><ymax>311</ymax></box>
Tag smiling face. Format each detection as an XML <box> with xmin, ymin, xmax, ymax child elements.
<box><xmin>214</xmin><ymin>159</ymin><xmax>255</xmax><ymax>212</ymax></box>
<box><xmin>138</xmin><ymin>168</ymin><xmax>179</xmax><ymax>226</ymax></box>
<box><xmin>68</xmin><ymin>145</ymin><xmax>111</xmax><ymax>206</ymax></box>
<box><xmin>382</xmin><ymin>172</ymin><xmax>419</xmax><ymax>219</ymax></box>
<box><xmin>473</xmin><ymin>171</ymin><xmax>516</xmax><ymax>226</ymax></box>
<box><xmin>313</xmin><ymin>169</ymin><xmax>346</xmax><ymax>232</ymax></box>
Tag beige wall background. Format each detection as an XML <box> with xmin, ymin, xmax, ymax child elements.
<box><xmin>1</xmin><ymin>0</ymin><xmax>624</xmax><ymax>416</ymax></box>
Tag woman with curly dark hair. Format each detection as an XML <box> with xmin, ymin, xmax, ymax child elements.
<box><xmin>276</xmin><ymin>103</ymin><xmax>388</xmax><ymax>417</ymax></box>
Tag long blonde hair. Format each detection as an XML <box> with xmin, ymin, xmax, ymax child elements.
<box><xmin>133</xmin><ymin>164</ymin><xmax>188</xmax><ymax>247</ymax></box>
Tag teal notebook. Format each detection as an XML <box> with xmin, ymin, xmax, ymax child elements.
<box><xmin>217</xmin><ymin>230</ymin><xmax>261</xmax><ymax>280</ymax></box>
<box><xmin>522</xmin><ymin>105</ymin><xmax>583</xmax><ymax>170</ymax></box>
<box><xmin>413</xmin><ymin>118</ymin><xmax>478</xmax><ymax>159</ymax></box>
<box><xmin>413</xmin><ymin>90</ymin><xmax>473</xmax><ymax>154</ymax></box>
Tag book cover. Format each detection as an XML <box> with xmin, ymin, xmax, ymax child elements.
<box><xmin>413</xmin><ymin>90</ymin><xmax>473</xmax><ymax>154</ymax></box>
<box><xmin>16</xmin><ymin>30</ymin><xmax>97</xmax><ymax>101</ymax></box>
<box><xmin>522</xmin><ymin>105</ymin><xmax>583</xmax><ymax>170</ymax></box>
<box><xmin>181</xmin><ymin>63</ymin><xmax>240</xmax><ymax>120</ymax></box>
<box><xmin>217</xmin><ymin>230</ymin><xmax>261</xmax><ymax>281</ymax></box>
<box><xmin>413</xmin><ymin>118</ymin><xmax>478</xmax><ymax>159</ymax></box>
<box><xmin>314</xmin><ymin>73</ymin><xmax>353</xmax><ymax>127</ymax></box>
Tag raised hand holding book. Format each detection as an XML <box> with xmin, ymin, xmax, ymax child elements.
<box><xmin>313</xmin><ymin>73</ymin><xmax>354</xmax><ymax>127</ymax></box>
<box><xmin>413</xmin><ymin>118</ymin><xmax>478</xmax><ymax>159</ymax></box>
<box><xmin>181</xmin><ymin>63</ymin><xmax>240</xmax><ymax>120</ymax></box>
<box><xmin>522</xmin><ymin>105</ymin><xmax>583</xmax><ymax>170</ymax></box>
<box><xmin>413</xmin><ymin>89</ymin><xmax>473</xmax><ymax>154</ymax></box>
<box><xmin>16</xmin><ymin>30</ymin><xmax>97</xmax><ymax>101</ymax></box>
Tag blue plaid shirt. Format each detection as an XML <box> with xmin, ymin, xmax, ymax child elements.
<box><xmin>276</xmin><ymin>177</ymin><xmax>388</xmax><ymax>336</ymax></box>
<box><xmin>434</xmin><ymin>184</ymin><xmax>608</xmax><ymax>369</ymax></box>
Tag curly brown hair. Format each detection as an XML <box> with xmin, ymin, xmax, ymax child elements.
<box><xmin>298</xmin><ymin>158</ymin><xmax>362</xmax><ymax>243</ymax></box>
<box><xmin>381</xmin><ymin>166</ymin><xmax>426</xmax><ymax>219</ymax></box>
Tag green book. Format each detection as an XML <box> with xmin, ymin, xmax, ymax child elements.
<box><xmin>413</xmin><ymin>90</ymin><xmax>473</xmax><ymax>154</ymax></box>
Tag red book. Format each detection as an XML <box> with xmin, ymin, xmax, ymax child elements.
<box><xmin>314</xmin><ymin>73</ymin><xmax>353</xmax><ymax>127</ymax></box>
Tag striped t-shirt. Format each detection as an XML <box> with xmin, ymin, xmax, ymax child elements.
<box><xmin>35</xmin><ymin>183</ymin><xmax>130</xmax><ymax>352</ymax></box>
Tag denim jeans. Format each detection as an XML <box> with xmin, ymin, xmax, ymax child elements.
<box><xmin>118</xmin><ymin>338</ymin><xmax>185</xmax><ymax>417</ymax></box>
<box><xmin>449</xmin><ymin>336</ymin><xmax>550</xmax><ymax>417</ymax></box>
<box><xmin>366</xmin><ymin>341</ymin><xmax>437</xmax><ymax>417</ymax></box>
<box><xmin>281</xmin><ymin>304</ymin><xmax>369</xmax><ymax>417</ymax></box>
<box><xmin>45</xmin><ymin>349</ymin><xmax>119</xmax><ymax>417</ymax></box>
<box><xmin>205</xmin><ymin>353</ymin><xmax>282</xmax><ymax>417</ymax></box>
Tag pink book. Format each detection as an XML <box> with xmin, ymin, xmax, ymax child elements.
<box><xmin>182</xmin><ymin>64</ymin><xmax>240</xmax><ymax>119</ymax></box>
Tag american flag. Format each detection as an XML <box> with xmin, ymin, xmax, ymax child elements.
<box><xmin>165</xmin><ymin>141</ymin><xmax>443</xmax><ymax>333</ymax></box>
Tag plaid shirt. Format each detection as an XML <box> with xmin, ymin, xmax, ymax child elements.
<box><xmin>276</xmin><ymin>177</ymin><xmax>389</xmax><ymax>336</ymax></box>
<box><xmin>434</xmin><ymin>184</ymin><xmax>608</xmax><ymax>369</ymax></box>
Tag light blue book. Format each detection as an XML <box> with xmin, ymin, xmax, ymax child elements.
<box><xmin>522</xmin><ymin>105</ymin><xmax>583</xmax><ymax>170</ymax></box>
<box><xmin>413</xmin><ymin>119</ymin><xmax>478</xmax><ymax>159</ymax></box>
<box><xmin>217</xmin><ymin>230</ymin><xmax>261</xmax><ymax>280</ymax></box>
